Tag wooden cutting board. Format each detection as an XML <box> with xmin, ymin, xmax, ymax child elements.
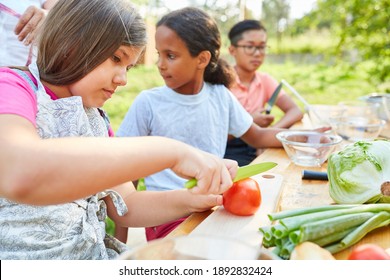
<box><xmin>189</xmin><ymin>173</ymin><xmax>284</xmax><ymax>247</ymax></box>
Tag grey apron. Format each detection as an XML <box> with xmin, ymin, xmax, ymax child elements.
<box><xmin>0</xmin><ymin>62</ymin><xmax>129</xmax><ymax>259</ymax></box>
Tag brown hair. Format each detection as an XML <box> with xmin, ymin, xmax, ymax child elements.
<box><xmin>157</xmin><ymin>7</ymin><xmax>234</xmax><ymax>88</ymax></box>
<box><xmin>36</xmin><ymin>0</ymin><xmax>147</xmax><ymax>85</ymax></box>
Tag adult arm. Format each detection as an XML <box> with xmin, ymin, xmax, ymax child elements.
<box><xmin>0</xmin><ymin>114</ymin><xmax>236</xmax><ymax>205</ymax></box>
<box><xmin>43</xmin><ymin>0</ymin><xmax>59</xmax><ymax>9</ymax></box>
<box><xmin>14</xmin><ymin>1</ymin><xmax>59</xmax><ymax>45</ymax></box>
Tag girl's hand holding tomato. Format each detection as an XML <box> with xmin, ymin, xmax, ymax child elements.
<box><xmin>222</xmin><ymin>178</ymin><xmax>261</xmax><ymax>216</ymax></box>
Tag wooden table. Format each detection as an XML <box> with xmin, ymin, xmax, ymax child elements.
<box><xmin>167</xmin><ymin>119</ymin><xmax>390</xmax><ymax>259</ymax></box>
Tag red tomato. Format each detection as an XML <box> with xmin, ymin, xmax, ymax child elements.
<box><xmin>348</xmin><ymin>244</ymin><xmax>390</xmax><ymax>260</ymax></box>
<box><xmin>223</xmin><ymin>178</ymin><xmax>261</xmax><ymax>216</ymax></box>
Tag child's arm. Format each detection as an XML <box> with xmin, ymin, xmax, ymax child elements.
<box><xmin>241</xmin><ymin>123</ymin><xmax>331</xmax><ymax>149</ymax></box>
<box><xmin>251</xmin><ymin>111</ymin><xmax>275</xmax><ymax>127</ymax></box>
<box><xmin>0</xmin><ymin>115</ymin><xmax>237</xmax><ymax>205</ymax></box>
<box><xmin>241</xmin><ymin>123</ymin><xmax>285</xmax><ymax>148</ymax></box>
<box><xmin>104</xmin><ymin>180</ymin><xmax>225</xmax><ymax>228</ymax></box>
<box><xmin>114</xmin><ymin>226</ymin><xmax>128</xmax><ymax>243</ymax></box>
<box><xmin>272</xmin><ymin>95</ymin><xmax>304</xmax><ymax>128</ymax></box>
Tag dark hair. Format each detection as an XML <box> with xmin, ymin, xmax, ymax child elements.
<box><xmin>37</xmin><ymin>0</ymin><xmax>147</xmax><ymax>85</ymax></box>
<box><xmin>157</xmin><ymin>7</ymin><xmax>234</xmax><ymax>87</ymax></box>
<box><xmin>228</xmin><ymin>20</ymin><xmax>267</xmax><ymax>45</ymax></box>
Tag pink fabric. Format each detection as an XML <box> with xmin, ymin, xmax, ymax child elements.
<box><xmin>0</xmin><ymin>67</ymin><xmax>114</xmax><ymax>135</ymax></box>
<box><xmin>108</xmin><ymin>125</ymin><xmax>114</xmax><ymax>137</ymax></box>
<box><xmin>0</xmin><ymin>68</ymin><xmax>58</xmax><ymax>126</ymax></box>
<box><xmin>0</xmin><ymin>3</ymin><xmax>22</xmax><ymax>18</ymax></box>
<box><xmin>145</xmin><ymin>217</ymin><xmax>187</xmax><ymax>241</ymax></box>
<box><xmin>0</xmin><ymin>68</ymin><xmax>38</xmax><ymax>126</ymax></box>
<box><xmin>230</xmin><ymin>71</ymin><xmax>286</xmax><ymax>114</ymax></box>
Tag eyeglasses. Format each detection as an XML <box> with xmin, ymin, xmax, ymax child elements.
<box><xmin>234</xmin><ymin>45</ymin><xmax>269</xmax><ymax>55</ymax></box>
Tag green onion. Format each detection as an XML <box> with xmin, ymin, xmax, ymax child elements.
<box><xmin>310</xmin><ymin>227</ymin><xmax>357</xmax><ymax>247</ymax></box>
<box><xmin>268</xmin><ymin>204</ymin><xmax>354</xmax><ymax>221</ymax></box>
<box><xmin>298</xmin><ymin>212</ymin><xmax>375</xmax><ymax>243</ymax></box>
<box><xmin>279</xmin><ymin>239</ymin><xmax>295</xmax><ymax>260</ymax></box>
<box><xmin>137</xmin><ymin>178</ymin><xmax>146</xmax><ymax>191</ymax></box>
<box><xmin>259</xmin><ymin>204</ymin><xmax>390</xmax><ymax>259</ymax></box>
<box><xmin>325</xmin><ymin>211</ymin><xmax>390</xmax><ymax>254</ymax></box>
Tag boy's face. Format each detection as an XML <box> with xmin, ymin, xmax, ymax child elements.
<box><xmin>229</xmin><ymin>29</ymin><xmax>267</xmax><ymax>73</ymax></box>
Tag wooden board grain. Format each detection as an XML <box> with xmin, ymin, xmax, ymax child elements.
<box><xmin>189</xmin><ymin>173</ymin><xmax>284</xmax><ymax>247</ymax></box>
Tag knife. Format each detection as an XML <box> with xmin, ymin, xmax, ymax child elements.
<box><xmin>264</xmin><ymin>82</ymin><xmax>283</xmax><ymax>114</ymax></box>
<box><xmin>184</xmin><ymin>162</ymin><xmax>277</xmax><ymax>189</ymax></box>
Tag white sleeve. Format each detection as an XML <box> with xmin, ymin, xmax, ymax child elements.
<box><xmin>116</xmin><ymin>91</ymin><xmax>152</xmax><ymax>137</ymax></box>
<box><xmin>227</xmin><ymin>89</ymin><xmax>253</xmax><ymax>138</ymax></box>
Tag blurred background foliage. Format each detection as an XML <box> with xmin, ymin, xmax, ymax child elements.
<box><xmin>105</xmin><ymin>0</ymin><xmax>388</xmax><ymax>234</ymax></box>
<box><xmin>130</xmin><ymin>0</ymin><xmax>389</xmax><ymax>85</ymax></box>
<box><xmin>103</xmin><ymin>0</ymin><xmax>389</xmax><ymax>131</ymax></box>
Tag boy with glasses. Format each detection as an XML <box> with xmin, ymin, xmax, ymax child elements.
<box><xmin>224</xmin><ymin>19</ymin><xmax>303</xmax><ymax>166</ymax></box>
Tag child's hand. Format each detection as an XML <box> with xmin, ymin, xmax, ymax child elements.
<box><xmin>314</xmin><ymin>126</ymin><xmax>332</xmax><ymax>133</ymax></box>
<box><xmin>253</xmin><ymin>111</ymin><xmax>274</xmax><ymax>127</ymax></box>
<box><xmin>185</xmin><ymin>191</ymin><xmax>225</xmax><ymax>213</ymax></box>
<box><xmin>171</xmin><ymin>145</ymin><xmax>238</xmax><ymax>195</ymax></box>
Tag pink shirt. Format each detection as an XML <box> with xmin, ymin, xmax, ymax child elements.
<box><xmin>0</xmin><ymin>68</ymin><xmax>114</xmax><ymax>136</ymax></box>
<box><xmin>230</xmin><ymin>71</ymin><xmax>286</xmax><ymax>114</ymax></box>
<box><xmin>0</xmin><ymin>68</ymin><xmax>58</xmax><ymax>126</ymax></box>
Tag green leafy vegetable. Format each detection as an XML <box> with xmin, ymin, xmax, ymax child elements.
<box><xmin>327</xmin><ymin>140</ymin><xmax>390</xmax><ymax>204</ymax></box>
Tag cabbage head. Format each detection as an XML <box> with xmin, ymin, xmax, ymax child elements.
<box><xmin>328</xmin><ymin>140</ymin><xmax>390</xmax><ymax>204</ymax></box>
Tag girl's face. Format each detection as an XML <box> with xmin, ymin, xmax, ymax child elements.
<box><xmin>51</xmin><ymin>45</ymin><xmax>143</xmax><ymax>108</ymax></box>
<box><xmin>229</xmin><ymin>29</ymin><xmax>267</xmax><ymax>73</ymax></box>
<box><xmin>155</xmin><ymin>25</ymin><xmax>205</xmax><ymax>95</ymax></box>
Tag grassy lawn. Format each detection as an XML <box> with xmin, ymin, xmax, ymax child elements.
<box><xmin>103</xmin><ymin>61</ymin><xmax>377</xmax><ymax>132</ymax></box>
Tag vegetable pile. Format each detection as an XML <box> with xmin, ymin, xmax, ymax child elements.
<box><xmin>327</xmin><ymin>140</ymin><xmax>390</xmax><ymax>204</ymax></box>
<box><xmin>259</xmin><ymin>204</ymin><xmax>390</xmax><ymax>259</ymax></box>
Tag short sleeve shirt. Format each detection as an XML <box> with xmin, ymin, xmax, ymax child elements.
<box><xmin>0</xmin><ymin>67</ymin><xmax>57</xmax><ymax>125</ymax></box>
<box><xmin>117</xmin><ymin>83</ymin><xmax>253</xmax><ymax>191</ymax></box>
<box><xmin>230</xmin><ymin>71</ymin><xmax>286</xmax><ymax>114</ymax></box>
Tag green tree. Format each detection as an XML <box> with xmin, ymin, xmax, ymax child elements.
<box><xmin>291</xmin><ymin>0</ymin><xmax>390</xmax><ymax>89</ymax></box>
<box><xmin>261</xmin><ymin>0</ymin><xmax>290</xmax><ymax>52</ymax></box>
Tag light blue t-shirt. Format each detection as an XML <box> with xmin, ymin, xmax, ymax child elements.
<box><xmin>117</xmin><ymin>83</ymin><xmax>253</xmax><ymax>191</ymax></box>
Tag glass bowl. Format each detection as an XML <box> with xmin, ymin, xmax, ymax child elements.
<box><xmin>117</xmin><ymin>234</ymin><xmax>280</xmax><ymax>260</ymax></box>
<box><xmin>359</xmin><ymin>93</ymin><xmax>390</xmax><ymax>121</ymax></box>
<box><xmin>276</xmin><ymin>131</ymin><xmax>343</xmax><ymax>167</ymax></box>
<box><xmin>307</xmin><ymin>105</ymin><xmax>346</xmax><ymax>128</ymax></box>
<box><xmin>331</xmin><ymin>116</ymin><xmax>386</xmax><ymax>142</ymax></box>
<box><xmin>338</xmin><ymin>100</ymin><xmax>379</xmax><ymax>119</ymax></box>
